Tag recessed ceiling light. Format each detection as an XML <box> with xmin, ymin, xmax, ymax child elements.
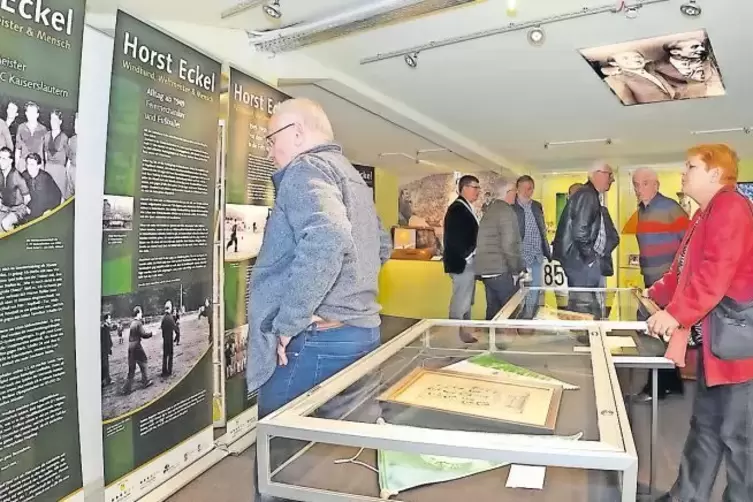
<box><xmin>680</xmin><ymin>0</ymin><xmax>701</xmax><ymax>17</ymax></box>
<box><xmin>527</xmin><ymin>27</ymin><xmax>545</xmax><ymax>46</ymax></box>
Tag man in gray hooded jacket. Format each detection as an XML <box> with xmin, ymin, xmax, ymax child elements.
<box><xmin>247</xmin><ymin>98</ymin><xmax>390</xmax><ymax>501</ymax></box>
<box><xmin>475</xmin><ymin>179</ymin><xmax>525</xmax><ymax>319</ymax></box>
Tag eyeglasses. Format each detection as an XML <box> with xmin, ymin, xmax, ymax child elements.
<box><xmin>597</xmin><ymin>170</ymin><xmax>615</xmax><ymax>181</ymax></box>
<box><xmin>265</xmin><ymin>123</ymin><xmax>295</xmax><ymax>149</ymax></box>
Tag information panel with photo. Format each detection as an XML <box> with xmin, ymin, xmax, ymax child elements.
<box><xmin>99</xmin><ymin>11</ymin><xmax>221</xmax><ymax>500</ymax></box>
<box><xmin>0</xmin><ymin>1</ymin><xmax>86</xmax><ymax>501</ymax></box>
<box><xmin>579</xmin><ymin>29</ymin><xmax>725</xmax><ymax>106</ymax></box>
<box><xmin>223</xmin><ymin>66</ymin><xmax>288</xmax><ymax>440</ymax></box>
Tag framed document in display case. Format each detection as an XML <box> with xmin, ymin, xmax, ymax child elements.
<box><xmin>378</xmin><ymin>368</ymin><xmax>563</xmax><ymax>434</ymax></box>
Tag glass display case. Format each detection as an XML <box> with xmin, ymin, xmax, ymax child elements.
<box><xmin>493</xmin><ymin>286</ymin><xmax>673</xmax><ymax>499</ymax></box>
<box><xmin>494</xmin><ymin>287</ymin><xmax>667</xmax><ymax>361</ymax></box>
<box><xmin>257</xmin><ymin>320</ymin><xmax>637</xmax><ymax>502</ymax></box>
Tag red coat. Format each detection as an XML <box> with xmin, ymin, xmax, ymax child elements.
<box><xmin>649</xmin><ymin>186</ymin><xmax>753</xmax><ymax>387</ymax></box>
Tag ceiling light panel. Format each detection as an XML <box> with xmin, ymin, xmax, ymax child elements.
<box><xmin>254</xmin><ymin>0</ymin><xmax>478</xmax><ymax>53</ymax></box>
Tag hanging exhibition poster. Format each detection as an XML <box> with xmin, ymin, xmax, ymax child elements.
<box><xmin>0</xmin><ymin>1</ymin><xmax>86</xmax><ymax>501</ymax></box>
<box><xmin>397</xmin><ymin>171</ymin><xmax>513</xmax><ymax>256</ymax></box>
<box><xmin>223</xmin><ymin>66</ymin><xmax>288</xmax><ymax>440</ymax></box>
<box><xmin>99</xmin><ymin>11</ymin><xmax>221</xmax><ymax>499</ymax></box>
<box><xmin>353</xmin><ymin>164</ymin><xmax>375</xmax><ymax>200</ymax></box>
<box><xmin>579</xmin><ymin>30</ymin><xmax>725</xmax><ymax>106</ymax></box>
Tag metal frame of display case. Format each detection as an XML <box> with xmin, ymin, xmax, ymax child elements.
<box><xmin>492</xmin><ymin>286</ymin><xmax>673</xmax><ymax>499</ymax></box>
<box><xmin>258</xmin><ymin>319</ymin><xmax>638</xmax><ymax>502</ymax></box>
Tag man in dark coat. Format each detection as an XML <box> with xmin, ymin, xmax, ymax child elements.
<box><xmin>101</xmin><ymin>313</ymin><xmax>114</xmax><ymax>387</ymax></box>
<box><xmin>442</xmin><ymin>174</ymin><xmax>481</xmax><ymax>343</ymax></box>
<box><xmin>22</xmin><ymin>152</ymin><xmax>61</xmax><ymax>219</ymax></box>
<box><xmin>122</xmin><ymin>306</ymin><xmax>153</xmax><ymax>394</ymax></box>
<box><xmin>161</xmin><ymin>301</ymin><xmax>178</xmax><ymax>377</ymax></box>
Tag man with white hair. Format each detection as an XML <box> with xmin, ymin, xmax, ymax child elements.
<box><xmin>475</xmin><ymin>179</ymin><xmax>524</xmax><ymax>319</ymax></box>
<box><xmin>552</xmin><ymin>161</ymin><xmax>619</xmax><ymax>288</ymax></box>
<box><xmin>246</xmin><ymin>98</ymin><xmax>390</xmax><ymax>501</ymax></box>
<box><xmin>624</xmin><ymin>166</ymin><xmax>689</xmax><ymax>401</ymax></box>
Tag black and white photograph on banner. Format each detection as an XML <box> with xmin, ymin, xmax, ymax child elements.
<box><xmin>0</xmin><ymin>95</ymin><xmax>78</xmax><ymax>198</ymax></box>
<box><xmin>224</xmin><ymin>204</ymin><xmax>271</xmax><ymax>261</ymax></box>
<box><xmin>224</xmin><ymin>325</ymin><xmax>248</xmax><ymax>379</ymax></box>
<box><xmin>579</xmin><ymin>29</ymin><xmax>725</xmax><ymax>106</ymax></box>
<box><xmin>102</xmin><ymin>195</ymin><xmax>134</xmax><ymax>231</ymax></box>
<box><xmin>100</xmin><ymin>281</ymin><xmax>212</xmax><ymax>420</ymax></box>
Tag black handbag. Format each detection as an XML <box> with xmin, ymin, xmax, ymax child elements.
<box><xmin>709</xmin><ymin>193</ymin><xmax>753</xmax><ymax>360</ymax></box>
<box><xmin>710</xmin><ymin>297</ymin><xmax>753</xmax><ymax>360</ymax></box>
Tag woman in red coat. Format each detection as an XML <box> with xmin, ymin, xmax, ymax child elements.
<box><xmin>647</xmin><ymin>144</ymin><xmax>753</xmax><ymax>502</ymax></box>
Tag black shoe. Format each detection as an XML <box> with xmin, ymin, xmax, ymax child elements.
<box><xmin>459</xmin><ymin>330</ymin><xmax>478</xmax><ymax>344</ymax></box>
<box><xmin>142</xmin><ymin>380</ymin><xmax>153</xmax><ymax>389</ymax></box>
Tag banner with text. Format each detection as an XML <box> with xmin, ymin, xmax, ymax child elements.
<box><xmin>0</xmin><ymin>1</ymin><xmax>86</xmax><ymax>501</ymax></box>
<box><xmin>223</xmin><ymin>66</ymin><xmax>288</xmax><ymax>440</ymax></box>
<box><xmin>353</xmin><ymin>164</ymin><xmax>375</xmax><ymax>200</ymax></box>
<box><xmin>99</xmin><ymin>12</ymin><xmax>220</xmax><ymax>500</ymax></box>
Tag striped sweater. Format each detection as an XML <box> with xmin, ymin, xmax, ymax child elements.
<box><xmin>623</xmin><ymin>192</ymin><xmax>690</xmax><ymax>286</ymax></box>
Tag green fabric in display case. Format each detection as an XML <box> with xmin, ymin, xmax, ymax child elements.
<box><xmin>443</xmin><ymin>353</ymin><xmax>580</xmax><ymax>390</ymax></box>
<box><xmin>346</xmin><ymin>419</ymin><xmax>584</xmax><ymax>499</ymax></box>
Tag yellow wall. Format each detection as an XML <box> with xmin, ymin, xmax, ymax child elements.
<box><xmin>375</xmin><ymin>167</ymin><xmax>399</xmax><ymax>228</ymax></box>
<box><xmin>377</xmin><ymin>260</ymin><xmax>487</xmax><ymax>319</ymax></box>
<box><xmin>740</xmin><ymin>160</ymin><xmax>753</xmax><ymax>182</ymax></box>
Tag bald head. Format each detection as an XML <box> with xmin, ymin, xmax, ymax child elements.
<box><xmin>632</xmin><ymin>167</ymin><xmax>659</xmax><ymax>204</ymax></box>
<box><xmin>267</xmin><ymin>98</ymin><xmax>335</xmax><ymax>168</ymax></box>
<box><xmin>495</xmin><ymin>179</ymin><xmax>517</xmax><ymax>204</ymax></box>
<box><xmin>568</xmin><ymin>183</ymin><xmax>584</xmax><ymax>197</ymax></box>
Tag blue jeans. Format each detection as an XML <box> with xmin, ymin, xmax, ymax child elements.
<box><xmin>255</xmin><ymin>324</ymin><xmax>381</xmax><ymax>501</ymax></box>
<box><xmin>528</xmin><ymin>257</ymin><xmax>544</xmax><ymax>288</ymax></box>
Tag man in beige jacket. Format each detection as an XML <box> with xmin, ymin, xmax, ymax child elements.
<box><xmin>475</xmin><ymin>179</ymin><xmax>525</xmax><ymax>320</ymax></box>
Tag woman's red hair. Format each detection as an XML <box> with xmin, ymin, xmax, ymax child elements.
<box><xmin>687</xmin><ymin>143</ymin><xmax>739</xmax><ymax>185</ymax></box>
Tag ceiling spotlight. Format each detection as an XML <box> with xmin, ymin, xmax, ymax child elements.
<box><xmin>624</xmin><ymin>6</ymin><xmax>639</xmax><ymax>18</ymax></box>
<box><xmin>680</xmin><ymin>0</ymin><xmax>701</xmax><ymax>17</ymax></box>
<box><xmin>404</xmin><ymin>52</ymin><xmax>419</xmax><ymax>68</ymax></box>
<box><xmin>527</xmin><ymin>26</ymin><xmax>545</xmax><ymax>46</ymax></box>
<box><xmin>506</xmin><ymin>0</ymin><xmax>517</xmax><ymax>16</ymax></box>
<box><xmin>263</xmin><ymin>0</ymin><xmax>282</xmax><ymax>19</ymax></box>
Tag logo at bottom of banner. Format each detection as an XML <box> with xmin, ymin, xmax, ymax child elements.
<box><xmin>105</xmin><ymin>428</ymin><xmax>214</xmax><ymax>502</ymax></box>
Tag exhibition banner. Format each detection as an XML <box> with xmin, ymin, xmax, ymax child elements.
<box><xmin>223</xmin><ymin>66</ymin><xmax>287</xmax><ymax>440</ymax></box>
<box><xmin>0</xmin><ymin>1</ymin><xmax>86</xmax><ymax>501</ymax></box>
<box><xmin>99</xmin><ymin>11</ymin><xmax>220</xmax><ymax>499</ymax></box>
<box><xmin>353</xmin><ymin>164</ymin><xmax>375</xmax><ymax>200</ymax></box>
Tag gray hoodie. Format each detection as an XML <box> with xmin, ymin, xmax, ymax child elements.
<box><xmin>245</xmin><ymin>143</ymin><xmax>391</xmax><ymax>392</ymax></box>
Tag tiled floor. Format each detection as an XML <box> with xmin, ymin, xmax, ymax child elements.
<box><xmin>167</xmin><ymin>321</ymin><xmax>727</xmax><ymax>502</ymax></box>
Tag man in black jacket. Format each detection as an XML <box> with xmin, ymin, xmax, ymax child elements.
<box><xmin>552</xmin><ymin>162</ymin><xmax>620</xmax><ymax>290</ymax></box>
<box><xmin>101</xmin><ymin>313</ymin><xmax>114</xmax><ymax>387</ymax></box>
<box><xmin>122</xmin><ymin>306</ymin><xmax>154</xmax><ymax>395</ymax></box>
<box><xmin>161</xmin><ymin>301</ymin><xmax>177</xmax><ymax>377</ymax></box>
<box><xmin>443</xmin><ymin>175</ymin><xmax>481</xmax><ymax>343</ymax></box>
<box><xmin>22</xmin><ymin>153</ymin><xmax>61</xmax><ymax>220</ymax></box>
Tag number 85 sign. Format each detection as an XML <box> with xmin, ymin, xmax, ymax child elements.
<box><xmin>542</xmin><ymin>260</ymin><xmax>567</xmax><ymax>287</ymax></box>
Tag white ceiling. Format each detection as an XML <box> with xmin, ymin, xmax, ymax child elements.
<box><xmin>86</xmin><ymin>0</ymin><xmax>753</xmax><ymax>174</ymax></box>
